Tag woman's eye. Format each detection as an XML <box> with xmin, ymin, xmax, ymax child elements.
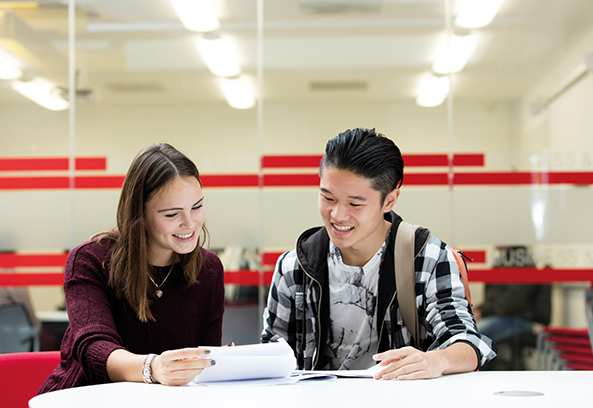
<box><xmin>192</xmin><ymin>205</ymin><xmax>203</xmax><ymax>210</ymax></box>
<box><xmin>165</xmin><ymin>213</ymin><xmax>177</xmax><ymax>218</ymax></box>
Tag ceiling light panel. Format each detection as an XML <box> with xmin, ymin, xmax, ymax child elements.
<box><xmin>12</xmin><ymin>78</ymin><xmax>69</xmax><ymax>111</ymax></box>
<box><xmin>220</xmin><ymin>76</ymin><xmax>255</xmax><ymax>110</ymax></box>
<box><xmin>455</xmin><ymin>0</ymin><xmax>505</xmax><ymax>29</ymax></box>
<box><xmin>432</xmin><ymin>33</ymin><xmax>478</xmax><ymax>74</ymax></box>
<box><xmin>0</xmin><ymin>49</ymin><xmax>23</xmax><ymax>80</ymax></box>
<box><xmin>416</xmin><ymin>74</ymin><xmax>450</xmax><ymax>108</ymax></box>
<box><xmin>196</xmin><ymin>36</ymin><xmax>242</xmax><ymax>77</ymax></box>
<box><xmin>169</xmin><ymin>0</ymin><xmax>220</xmax><ymax>32</ymax></box>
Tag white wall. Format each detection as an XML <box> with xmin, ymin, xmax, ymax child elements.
<box><xmin>1</xmin><ymin>99</ymin><xmax>518</xmax><ymax>252</ymax></box>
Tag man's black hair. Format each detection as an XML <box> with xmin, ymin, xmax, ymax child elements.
<box><xmin>319</xmin><ymin>128</ymin><xmax>404</xmax><ymax>202</ymax></box>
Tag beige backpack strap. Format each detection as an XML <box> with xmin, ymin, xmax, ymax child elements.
<box><xmin>394</xmin><ymin>220</ymin><xmax>421</xmax><ymax>349</ymax></box>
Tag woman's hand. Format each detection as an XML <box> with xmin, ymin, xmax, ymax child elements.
<box><xmin>151</xmin><ymin>347</ymin><xmax>215</xmax><ymax>386</ymax></box>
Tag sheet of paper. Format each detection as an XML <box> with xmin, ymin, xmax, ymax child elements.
<box><xmin>189</xmin><ymin>339</ymin><xmax>297</xmax><ymax>384</ymax></box>
<box><xmin>192</xmin><ymin>371</ymin><xmax>337</xmax><ymax>388</ymax></box>
<box><xmin>294</xmin><ymin>363</ymin><xmax>383</xmax><ymax>378</ymax></box>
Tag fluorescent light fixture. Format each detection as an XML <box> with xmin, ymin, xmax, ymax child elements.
<box><xmin>169</xmin><ymin>0</ymin><xmax>220</xmax><ymax>32</ymax></box>
<box><xmin>220</xmin><ymin>76</ymin><xmax>255</xmax><ymax>109</ymax></box>
<box><xmin>196</xmin><ymin>36</ymin><xmax>241</xmax><ymax>77</ymax></box>
<box><xmin>0</xmin><ymin>49</ymin><xmax>23</xmax><ymax>80</ymax></box>
<box><xmin>432</xmin><ymin>33</ymin><xmax>478</xmax><ymax>74</ymax></box>
<box><xmin>455</xmin><ymin>0</ymin><xmax>505</xmax><ymax>28</ymax></box>
<box><xmin>415</xmin><ymin>75</ymin><xmax>450</xmax><ymax>107</ymax></box>
<box><xmin>11</xmin><ymin>78</ymin><xmax>70</xmax><ymax>111</ymax></box>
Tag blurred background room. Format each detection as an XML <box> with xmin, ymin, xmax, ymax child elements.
<box><xmin>1</xmin><ymin>0</ymin><xmax>592</xmax><ymax>370</ymax></box>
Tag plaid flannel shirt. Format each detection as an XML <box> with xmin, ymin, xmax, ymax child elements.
<box><xmin>262</xmin><ymin>212</ymin><xmax>497</xmax><ymax>370</ymax></box>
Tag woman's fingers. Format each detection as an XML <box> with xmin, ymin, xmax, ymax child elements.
<box><xmin>151</xmin><ymin>347</ymin><xmax>216</xmax><ymax>385</ymax></box>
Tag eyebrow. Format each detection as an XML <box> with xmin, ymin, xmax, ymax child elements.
<box><xmin>157</xmin><ymin>196</ymin><xmax>204</xmax><ymax>213</ymax></box>
<box><xmin>319</xmin><ymin>187</ymin><xmax>366</xmax><ymax>201</ymax></box>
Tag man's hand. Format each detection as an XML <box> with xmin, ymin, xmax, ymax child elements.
<box><xmin>372</xmin><ymin>342</ymin><xmax>478</xmax><ymax>380</ymax></box>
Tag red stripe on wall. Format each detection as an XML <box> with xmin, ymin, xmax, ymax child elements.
<box><xmin>0</xmin><ymin>158</ymin><xmax>107</xmax><ymax>171</ymax></box>
<box><xmin>468</xmin><ymin>268</ymin><xmax>593</xmax><ymax>284</ymax></box>
<box><xmin>403</xmin><ymin>173</ymin><xmax>449</xmax><ymax>185</ymax></box>
<box><xmin>263</xmin><ymin>174</ymin><xmax>321</xmax><ymax>186</ymax></box>
<box><xmin>0</xmin><ymin>175</ymin><xmax>259</xmax><ymax>189</ymax></box>
<box><xmin>455</xmin><ymin>172</ymin><xmax>593</xmax><ymax>185</ymax></box>
<box><xmin>76</xmin><ymin>158</ymin><xmax>107</xmax><ymax>170</ymax></box>
<box><xmin>262</xmin><ymin>155</ymin><xmax>323</xmax><ymax>168</ymax></box>
<box><xmin>0</xmin><ymin>253</ymin><xmax>69</xmax><ymax>267</ymax></box>
<box><xmin>262</xmin><ymin>252</ymin><xmax>285</xmax><ymax>266</ymax></box>
<box><xmin>263</xmin><ymin>250</ymin><xmax>485</xmax><ymax>266</ymax></box>
<box><xmin>0</xmin><ymin>177</ymin><xmax>69</xmax><ymax>189</ymax></box>
<box><xmin>461</xmin><ymin>251</ymin><xmax>486</xmax><ymax>263</ymax></box>
<box><xmin>404</xmin><ymin>154</ymin><xmax>485</xmax><ymax>167</ymax></box>
<box><xmin>224</xmin><ymin>270</ymin><xmax>274</xmax><ymax>286</ymax></box>
<box><xmin>0</xmin><ymin>273</ymin><xmax>65</xmax><ymax>286</ymax></box>
<box><xmin>0</xmin><ymin>176</ymin><xmax>125</xmax><ymax>189</ymax></box>
<box><xmin>1</xmin><ymin>171</ymin><xmax>592</xmax><ymax>190</ymax></box>
<box><xmin>0</xmin><ymin>251</ymin><xmax>483</xmax><ymax>269</ymax></box>
<box><xmin>201</xmin><ymin>175</ymin><xmax>259</xmax><ymax>187</ymax></box>
<box><xmin>1</xmin><ymin>268</ymin><xmax>591</xmax><ymax>286</ymax></box>
<box><xmin>75</xmin><ymin>176</ymin><xmax>125</xmax><ymax>188</ymax></box>
<box><xmin>262</xmin><ymin>154</ymin><xmax>485</xmax><ymax>168</ymax></box>
<box><xmin>453</xmin><ymin>155</ymin><xmax>484</xmax><ymax>166</ymax></box>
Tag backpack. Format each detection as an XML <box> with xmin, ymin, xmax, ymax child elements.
<box><xmin>394</xmin><ymin>221</ymin><xmax>472</xmax><ymax>349</ymax></box>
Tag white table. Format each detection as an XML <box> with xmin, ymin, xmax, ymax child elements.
<box><xmin>29</xmin><ymin>371</ymin><xmax>592</xmax><ymax>408</ymax></box>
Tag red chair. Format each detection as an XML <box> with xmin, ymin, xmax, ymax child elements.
<box><xmin>535</xmin><ymin>327</ymin><xmax>590</xmax><ymax>369</ymax></box>
<box><xmin>550</xmin><ymin>343</ymin><xmax>593</xmax><ymax>369</ymax></box>
<box><xmin>557</xmin><ymin>352</ymin><xmax>593</xmax><ymax>370</ymax></box>
<box><xmin>0</xmin><ymin>351</ymin><xmax>60</xmax><ymax>408</ymax></box>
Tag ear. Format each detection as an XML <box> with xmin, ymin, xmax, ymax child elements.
<box><xmin>382</xmin><ymin>188</ymin><xmax>400</xmax><ymax>213</ymax></box>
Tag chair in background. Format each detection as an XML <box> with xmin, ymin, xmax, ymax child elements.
<box><xmin>550</xmin><ymin>341</ymin><xmax>593</xmax><ymax>370</ymax></box>
<box><xmin>586</xmin><ymin>284</ymin><xmax>593</xmax><ymax>348</ymax></box>
<box><xmin>0</xmin><ymin>304</ymin><xmax>39</xmax><ymax>353</ymax></box>
<box><xmin>0</xmin><ymin>351</ymin><xmax>60</xmax><ymax>408</ymax></box>
<box><xmin>536</xmin><ymin>285</ymin><xmax>593</xmax><ymax>371</ymax></box>
<box><xmin>535</xmin><ymin>327</ymin><xmax>590</xmax><ymax>370</ymax></box>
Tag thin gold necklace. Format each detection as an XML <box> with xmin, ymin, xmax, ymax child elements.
<box><xmin>149</xmin><ymin>264</ymin><xmax>174</xmax><ymax>298</ymax></box>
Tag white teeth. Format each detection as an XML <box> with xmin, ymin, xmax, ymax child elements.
<box><xmin>334</xmin><ymin>225</ymin><xmax>354</xmax><ymax>231</ymax></box>
<box><xmin>175</xmin><ymin>232</ymin><xmax>193</xmax><ymax>239</ymax></box>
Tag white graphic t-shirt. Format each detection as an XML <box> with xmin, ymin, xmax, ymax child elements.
<box><xmin>324</xmin><ymin>240</ymin><xmax>386</xmax><ymax>370</ymax></box>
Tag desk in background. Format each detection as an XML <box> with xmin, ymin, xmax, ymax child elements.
<box><xmin>36</xmin><ymin>311</ymin><xmax>68</xmax><ymax>351</ymax></box>
<box><xmin>29</xmin><ymin>371</ymin><xmax>593</xmax><ymax>408</ymax></box>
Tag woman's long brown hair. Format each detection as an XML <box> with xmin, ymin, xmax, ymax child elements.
<box><xmin>93</xmin><ymin>143</ymin><xmax>208</xmax><ymax>322</ymax></box>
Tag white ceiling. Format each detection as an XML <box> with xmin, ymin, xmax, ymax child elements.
<box><xmin>1</xmin><ymin>0</ymin><xmax>593</xmax><ymax>107</ymax></box>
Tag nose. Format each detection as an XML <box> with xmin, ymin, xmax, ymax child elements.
<box><xmin>180</xmin><ymin>211</ymin><xmax>196</xmax><ymax>228</ymax></box>
<box><xmin>331</xmin><ymin>203</ymin><xmax>349</xmax><ymax>222</ymax></box>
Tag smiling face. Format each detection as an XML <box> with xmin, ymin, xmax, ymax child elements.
<box><xmin>144</xmin><ymin>176</ymin><xmax>205</xmax><ymax>266</ymax></box>
<box><xmin>318</xmin><ymin>167</ymin><xmax>399</xmax><ymax>267</ymax></box>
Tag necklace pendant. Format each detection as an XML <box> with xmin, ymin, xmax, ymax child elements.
<box><xmin>156</xmin><ymin>290</ymin><xmax>163</xmax><ymax>298</ymax></box>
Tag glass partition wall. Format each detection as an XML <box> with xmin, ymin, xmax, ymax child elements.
<box><xmin>1</xmin><ymin>0</ymin><xmax>592</xmax><ymax>363</ymax></box>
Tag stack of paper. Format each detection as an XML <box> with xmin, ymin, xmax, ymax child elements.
<box><xmin>190</xmin><ymin>339</ymin><xmax>297</xmax><ymax>384</ymax></box>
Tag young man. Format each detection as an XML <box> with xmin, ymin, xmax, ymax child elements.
<box><xmin>261</xmin><ymin>128</ymin><xmax>496</xmax><ymax>380</ymax></box>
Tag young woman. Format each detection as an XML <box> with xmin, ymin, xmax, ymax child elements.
<box><xmin>39</xmin><ymin>143</ymin><xmax>224</xmax><ymax>392</ymax></box>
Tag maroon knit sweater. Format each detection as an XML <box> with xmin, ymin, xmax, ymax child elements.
<box><xmin>38</xmin><ymin>240</ymin><xmax>224</xmax><ymax>394</ymax></box>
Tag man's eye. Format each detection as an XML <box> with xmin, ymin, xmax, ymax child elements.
<box><xmin>165</xmin><ymin>213</ymin><xmax>177</xmax><ymax>218</ymax></box>
<box><xmin>323</xmin><ymin>196</ymin><xmax>334</xmax><ymax>202</ymax></box>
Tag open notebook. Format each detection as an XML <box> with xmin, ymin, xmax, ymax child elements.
<box><xmin>189</xmin><ymin>339</ymin><xmax>383</xmax><ymax>385</ymax></box>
